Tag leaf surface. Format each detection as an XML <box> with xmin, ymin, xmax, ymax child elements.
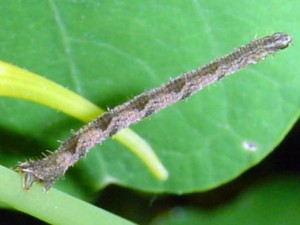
<box><xmin>0</xmin><ymin>0</ymin><xmax>298</xmax><ymax>195</ymax></box>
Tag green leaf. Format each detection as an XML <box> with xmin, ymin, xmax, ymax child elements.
<box><xmin>150</xmin><ymin>177</ymin><xmax>300</xmax><ymax>225</ymax></box>
<box><xmin>0</xmin><ymin>0</ymin><xmax>298</xmax><ymax>197</ymax></box>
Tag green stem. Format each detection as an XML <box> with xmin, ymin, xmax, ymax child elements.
<box><xmin>0</xmin><ymin>165</ymin><xmax>135</xmax><ymax>225</ymax></box>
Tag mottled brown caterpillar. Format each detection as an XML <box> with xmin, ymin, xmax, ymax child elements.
<box><xmin>16</xmin><ymin>32</ymin><xmax>292</xmax><ymax>190</ymax></box>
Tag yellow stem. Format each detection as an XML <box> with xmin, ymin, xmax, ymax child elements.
<box><xmin>0</xmin><ymin>60</ymin><xmax>168</xmax><ymax>181</ymax></box>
